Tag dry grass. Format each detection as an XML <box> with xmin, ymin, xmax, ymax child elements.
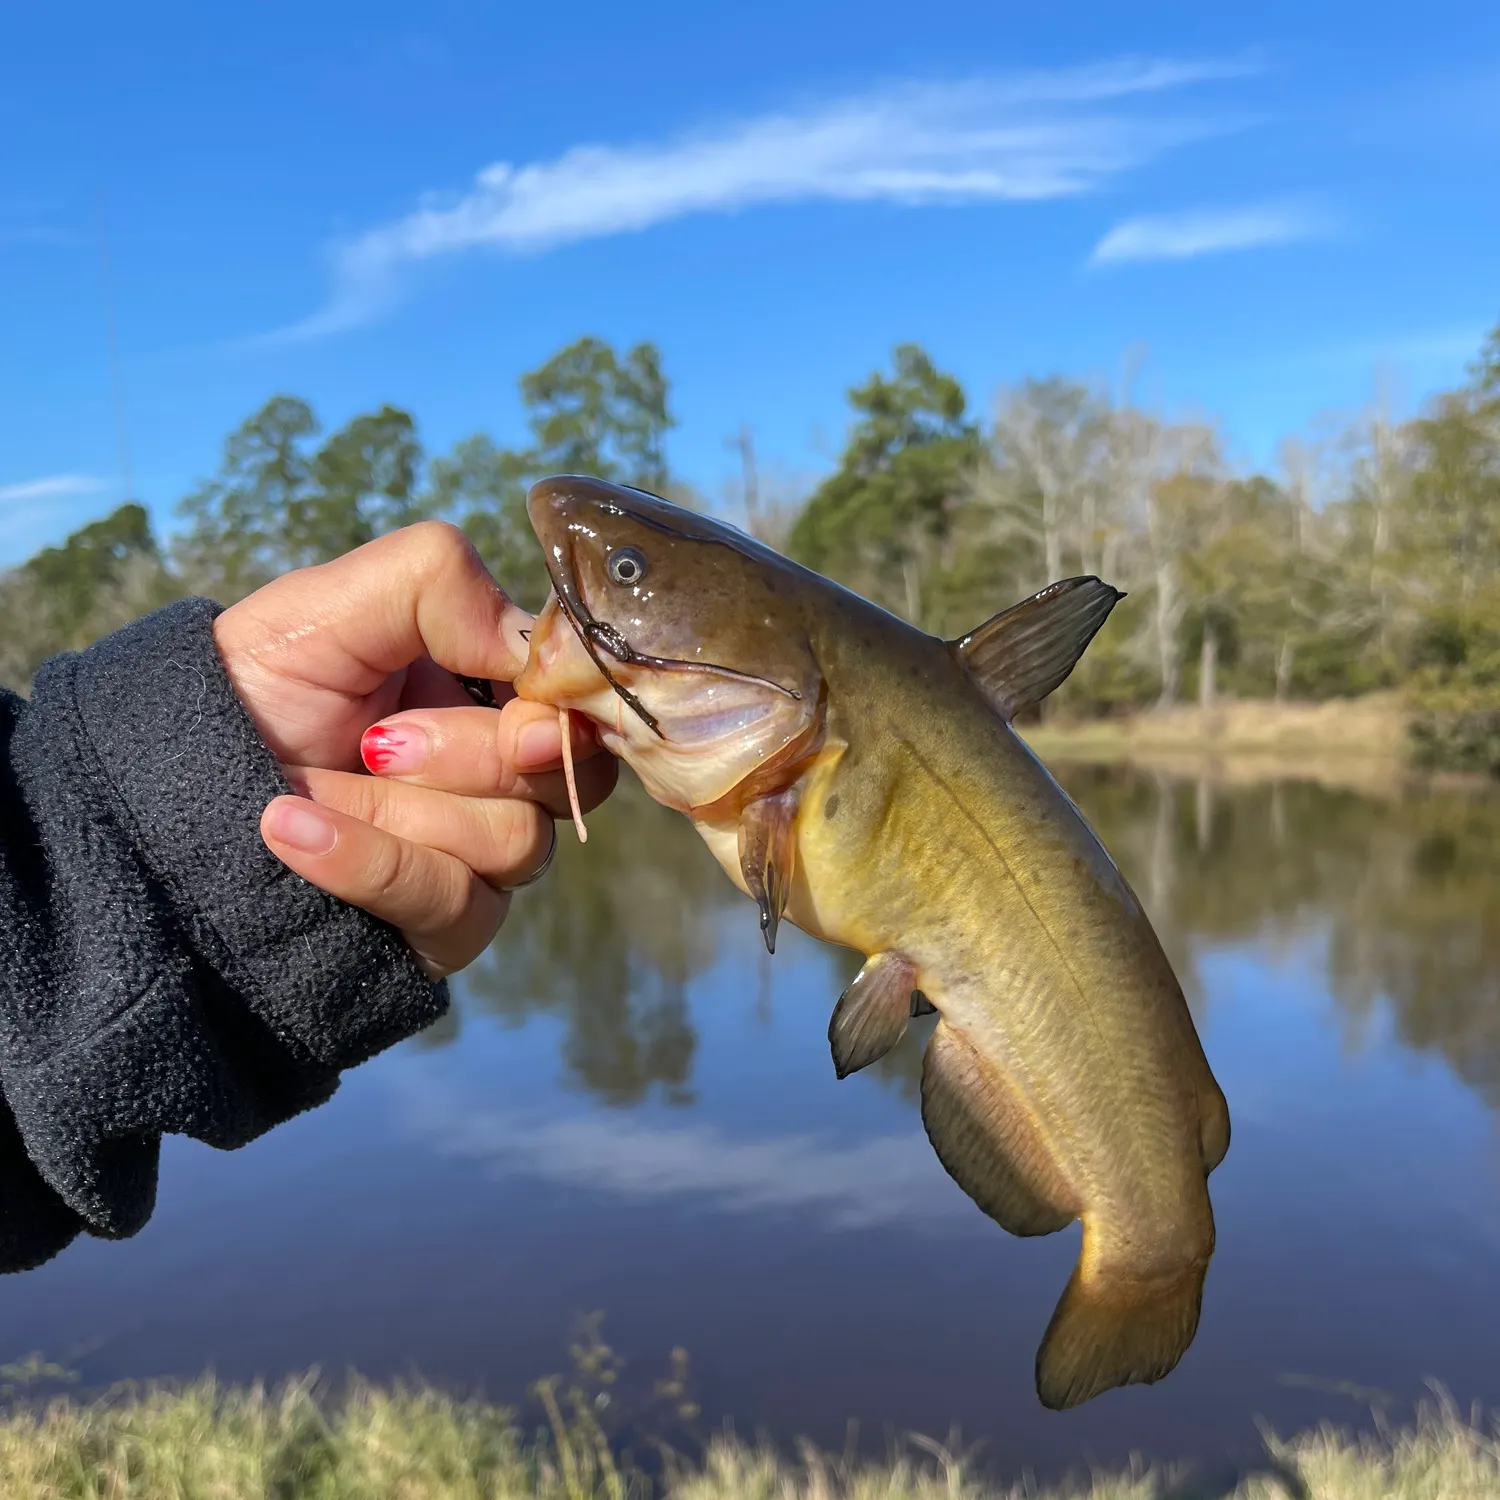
<box><xmin>1023</xmin><ymin>694</ymin><xmax>1410</xmax><ymax>761</ymax></box>
<box><xmin>0</xmin><ymin>1374</ymin><xmax>1494</xmax><ymax>1500</ymax></box>
<box><xmin>1014</xmin><ymin>695</ymin><xmax>1446</xmax><ymax>795</ymax></box>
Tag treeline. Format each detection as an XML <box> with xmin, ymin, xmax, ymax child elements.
<box><xmin>0</xmin><ymin>336</ymin><xmax>680</xmax><ymax>687</ymax></box>
<box><xmin>788</xmin><ymin>330</ymin><xmax>1500</xmax><ymax>767</ymax></box>
<box><xmin>4</xmin><ymin>322</ymin><xmax>1499</xmax><ymax>766</ymax></box>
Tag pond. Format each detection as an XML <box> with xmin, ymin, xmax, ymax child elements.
<box><xmin>4</xmin><ymin>763</ymin><xmax>1500</xmax><ymax>1483</ymax></box>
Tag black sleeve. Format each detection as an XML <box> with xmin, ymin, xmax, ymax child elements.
<box><xmin>0</xmin><ymin>596</ymin><xmax>448</xmax><ymax>1271</ymax></box>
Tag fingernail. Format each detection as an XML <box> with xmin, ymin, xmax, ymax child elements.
<box><xmin>362</xmin><ymin>722</ymin><xmax>428</xmax><ymax>775</ymax></box>
<box><xmin>267</xmin><ymin>799</ymin><xmax>339</xmax><ymax>856</ymax></box>
<box><xmin>502</xmin><ymin>608</ymin><xmax>535</xmax><ymax>668</ymax></box>
<box><xmin>516</xmin><ymin>719</ymin><xmax>562</xmax><ymax>767</ymax></box>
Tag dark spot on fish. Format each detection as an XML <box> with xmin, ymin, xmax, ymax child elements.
<box><xmin>825</xmin><ymin>794</ymin><xmax>840</xmax><ymax>819</ymax></box>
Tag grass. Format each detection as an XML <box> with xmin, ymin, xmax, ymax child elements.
<box><xmin>1020</xmin><ymin>694</ymin><xmax>1411</xmax><ymax>763</ymax></box>
<box><xmin>0</xmin><ymin>1368</ymin><xmax>1495</xmax><ymax>1500</ymax></box>
<box><xmin>1009</xmin><ymin>694</ymin><xmax>1475</xmax><ymax>795</ymax></box>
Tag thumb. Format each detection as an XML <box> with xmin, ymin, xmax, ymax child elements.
<box><xmin>218</xmin><ymin>521</ymin><xmax>536</xmax><ymax>698</ymax></box>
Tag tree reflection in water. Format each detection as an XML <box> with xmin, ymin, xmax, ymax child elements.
<box><xmin>458</xmin><ymin>777</ymin><xmax>733</xmax><ymax>1106</ymax></box>
<box><xmin>432</xmin><ymin>764</ymin><xmax>1500</xmax><ymax>1116</ymax></box>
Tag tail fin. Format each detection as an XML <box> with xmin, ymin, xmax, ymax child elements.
<box><xmin>1034</xmin><ymin>1256</ymin><xmax>1208</xmax><ymax>1411</ymax></box>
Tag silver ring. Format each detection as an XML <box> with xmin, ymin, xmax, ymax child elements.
<box><xmin>506</xmin><ymin>819</ymin><xmax>558</xmax><ymax>890</ymax></box>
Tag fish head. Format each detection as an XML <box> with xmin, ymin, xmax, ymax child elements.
<box><xmin>515</xmin><ymin>475</ymin><xmax>825</xmax><ymax>814</ymax></box>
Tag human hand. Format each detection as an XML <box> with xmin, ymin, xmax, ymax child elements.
<box><xmin>211</xmin><ymin>522</ymin><xmax>617</xmax><ymax>978</ymax></box>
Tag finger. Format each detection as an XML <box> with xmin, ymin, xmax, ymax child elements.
<box><xmin>217</xmin><ymin>521</ymin><xmax>536</xmax><ymax>701</ymax></box>
<box><xmin>494</xmin><ymin>697</ymin><xmax>603</xmax><ymax>769</ymax></box>
<box><xmin>285</xmin><ymin>766</ymin><xmax>562</xmax><ymax>891</ymax></box>
<box><xmin>261</xmin><ymin>794</ymin><xmax>507</xmax><ymax>979</ymax></box>
<box><xmin>356</xmin><ymin>702</ymin><xmax>619</xmax><ymax>810</ymax></box>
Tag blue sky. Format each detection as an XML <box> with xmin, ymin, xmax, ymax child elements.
<box><xmin>2</xmin><ymin>0</ymin><xmax>1497</xmax><ymax>567</ymax></box>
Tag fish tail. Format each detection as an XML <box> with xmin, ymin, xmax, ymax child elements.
<box><xmin>1034</xmin><ymin>1237</ymin><xmax>1209</xmax><ymax>1411</ymax></box>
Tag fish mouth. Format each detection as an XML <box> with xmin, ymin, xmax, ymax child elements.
<box><xmin>530</xmin><ymin>479</ymin><xmax>804</xmax><ymax>741</ymax></box>
<box><xmin>539</xmin><ymin>535</ymin><xmax>666</xmax><ymax>737</ymax></box>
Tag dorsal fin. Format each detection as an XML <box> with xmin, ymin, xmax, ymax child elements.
<box><xmin>949</xmin><ymin>576</ymin><xmax>1124</xmax><ymax>722</ymax></box>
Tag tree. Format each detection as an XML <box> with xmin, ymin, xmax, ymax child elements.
<box><xmin>1103</xmin><ymin>410</ymin><xmax>1221</xmax><ymax>707</ymax></box>
<box><xmin>520</xmin><ymin>337</ymin><xmax>674</xmax><ymax>490</ymax></box>
<box><xmin>302</xmin><ymin>404</ymin><xmax>427</xmax><ymax>560</ymax></box>
<box><xmin>978</xmin><ymin>376</ymin><xmax>1112</xmax><ymax>588</ymax></box>
<box><xmin>425</xmin><ymin>336</ymin><xmax>682</xmax><ymax>603</ymax></box>
<box><xmin>1405</xmin><ymin>390</ymin><xmax>1500</xmax><ymax>608</ymax></box>
<box><xmin>0</xmin><ymin>569</ymin><xmax>52</xmax><ymax>692</ymax></box>
<box><xmin>173</xmin><ymin>397</ymin><xmax>434</xmax><ymax>597</ymax></box>
<box><xmin>426</xmin><ymin>434</ymin><xmax>544</xmax><ymax>609</ymax></box>
<box><xmin>1264</xmin><ymin>439</ymin><xmax>1334</xmax><ymax>700</ymax></box>
<box><xmin>173</xmin><ymin>396</ymin><xmax>320</xmax><ymax>599</ymax></box>
<box><xmin>23</xmin><ymin>503</ymin><xmax>162</xmax><ymax>645</ymax></box>
<box><xmin>1177</xmin><ymin>472</ymin><xmax>1306</xmax><ymax>709</ymax></box>
<box><xmin>1</xmin><ymin>503</ymin><xmax>175</xmax><ymax>689</ymax></box>
<box><xmin>787</xmin><ymin>344</ymin><xmax>982</xmax><ymax>630</ymax></box>
<box><xmin>1332</xmin><ymin>392</ymin><xmax>1416</xmax><ymax>677</ymax></box>
<box><xmin>1469</xmin><ymin>321</ymin><xmax>1500</xmax><ymax>408</ymax></box>
<box><xmin>1397</xmin><ymin>331</ymin><xmax>1500</xmax><ymax>768</ymax></box>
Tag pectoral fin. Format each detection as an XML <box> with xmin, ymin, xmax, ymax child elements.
<box><xmin>829</xmin><ymin>953</ymin><xmax>917</xmax><ymax>1079</ymax></box>
<box><xmin>738</xmin><ymin>789</ymin><xmax>799</xmax><ymax>954</ymax></box>
<box><xmin>950</xmin><ymin>576</ymin><xmax>1124</xmax><ymax>721</ymax></box>
<box><xmin>920</xmin><ymin>1023</ymin><xmax>1075</xmax><ymax>1238</ymax></box>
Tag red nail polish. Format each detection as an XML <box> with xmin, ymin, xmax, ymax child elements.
<box><xmin>361</xmin><ymin>724</ymin><xmax>407</xmax><ymax>774</ymax></box>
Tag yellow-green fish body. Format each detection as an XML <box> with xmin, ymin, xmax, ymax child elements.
<box><xmin>515</xmin><ymin>475</ymin><xmax>1229</xmax><ymax>1411</ymax></box>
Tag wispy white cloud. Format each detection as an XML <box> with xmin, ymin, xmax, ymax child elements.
<box><xmin>0</xmin><ymin>475</ymin><xmax>111</xmax><ymax>565</ymax></box>
<box><xmin>1088</xmin><ymin>199</ymin><xmax>1339</xmax><ymax>266</ymax></box>
<box><xmin>0</xmin><ymin>474</ymin><xmax>107</xmax><ymax>506</ymax></box>
<box><xmin>264</xmin><ymin>55</ymin><xmax>1263</xmax><ymax>343</ymax></box>
<box><xmin>398</xmin><ymin>1086</ymin><xmax>978</xmax><ymax>1233</ymax></box>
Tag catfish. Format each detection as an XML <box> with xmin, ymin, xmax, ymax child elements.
<box><xmin>513</xmin><ymin>475</ymin><xmax>1230</xmax><ymax>1411</ymax></box>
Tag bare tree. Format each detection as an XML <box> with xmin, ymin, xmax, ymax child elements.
<box><xmin>722</xmin><ymin>426</ymin><xmax>809</xmax><ymax>555</ymax></box>
<box><xmin>981</xmin><ymin>376</ymin><xmax>1111</xmax><ymax>589</ymax></box>
<box><xmin>1342</xmin><ymin>381</ymin><xmax>1414</xmax><ymax>656</ymax></box>
<box><xmin>1106</xmin><ymin>409</ymin><xmax>1209</xmax><ymax>706</ymax></box>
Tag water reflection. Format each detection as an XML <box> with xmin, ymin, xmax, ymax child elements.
<box><xmin>1063</xmin><ymin>766</ymin><xmax>1500</xmax><ymax>1110</ymax></box>
<box><xmin>459</xmin><ymin>779</ymin><xmax>734</xmax><ymax>1105</ymax></box>
<box><xmin>397</xmin><ymin>1084</ymin><xmax>967</xmax><ymax>1230</ymax></box>
<box><xmin>9</xmin><ymin>761</ymin><xmax>1500</xmax><ymax>1482</ymax></box>
<box><xmin>440</xmin><ymin>765</ymin><xmax>1500</xmax><ymax>1117</ymax></box>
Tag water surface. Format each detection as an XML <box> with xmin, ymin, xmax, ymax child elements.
<box><xmin>4</xmin><ymin>766</ymin><xmax>1499</xmax><ymax>1481</ymax></box>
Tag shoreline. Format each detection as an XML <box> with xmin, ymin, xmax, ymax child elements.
<box><xmin>0</xmin><ymin>1372</ymin><xmax>1492</xmax><ymax>1499</ymax></box>
<box><xmin>1014</xmin><ymin>694</ymin><xmax>1495</xmax><ymax>795</ymax></box>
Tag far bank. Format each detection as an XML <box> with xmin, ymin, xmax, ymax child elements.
<box><xmin>1015</xmin><ymin>693</ymin><xmax>1496</xmax><ymax>794</ymax></box>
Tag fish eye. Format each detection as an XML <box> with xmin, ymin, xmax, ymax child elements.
<box><xmin>607</xmin><ymin>547</ymin><xmax>648</xmax><ymax>587</ymax></box>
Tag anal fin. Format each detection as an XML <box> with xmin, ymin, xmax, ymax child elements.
<box><xmin>828</xmin><ymin>953</ymin><xmax>917</xmax><ymax>1079</ymax></box>
<box><xmin>920</xmin><ymin>1022</ymin><xmax>1075</xmax><ymax>1238</ymax></box>
<box><xmin>739</xmin><ymin>789</ymin><xmax>799</xmax><ymax>954</ymax></box>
